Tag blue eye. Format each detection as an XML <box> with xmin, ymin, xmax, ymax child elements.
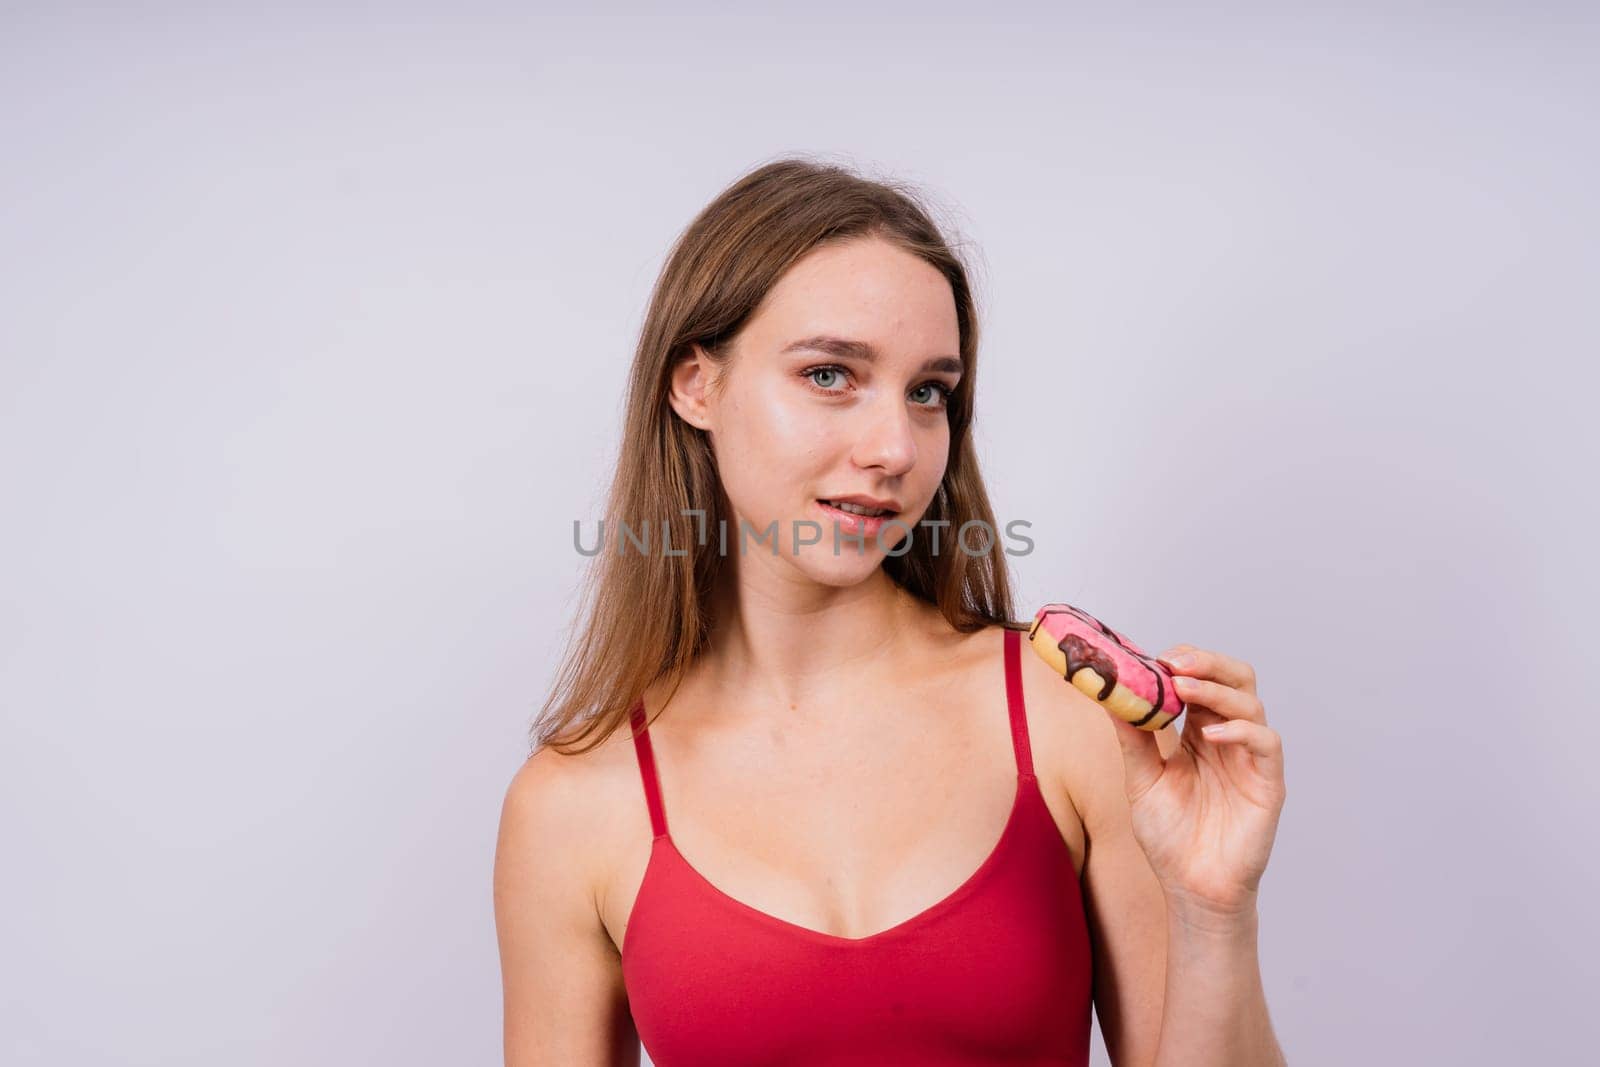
<box><xmin>807</xmin><ymin>366</ymin><xmax>846</xmax><ymax>391</ymax></box>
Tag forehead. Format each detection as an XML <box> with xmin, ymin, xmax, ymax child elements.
<box><xmin>743</xmin><ymin>237</ymin><xmax>961</xmax><ymax>357</ymax></box>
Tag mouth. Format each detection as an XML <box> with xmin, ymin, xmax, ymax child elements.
<box><xmin>816</xmin><ymin>498</ymin><xmax>897</xmax><ymax>519</ymax></box>
<box><xmin>814</xmin><ymin>499</ymin><xmax>901</xmax><ymax>544</ymax></box>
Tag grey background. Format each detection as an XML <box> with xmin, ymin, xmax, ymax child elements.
<box><xmin>3</xmin><ymin>3</ymin><xmax>1595</xmax><ymax>1064</ymax></box>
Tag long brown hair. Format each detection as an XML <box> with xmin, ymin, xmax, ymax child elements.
<box><xmin>532</xmin><ymin>155</ymin><xmax>1024</xmax><ymax>756</ymax></box>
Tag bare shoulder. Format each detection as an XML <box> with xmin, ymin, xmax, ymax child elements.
<box><xmin>493</xmin><ymin>718</ymin><xmax>646</xmax><ymax>1064</ymax></box>
<box><xmin>928</xmin><ymin>624</ymin><xmax>1087</xmax><ymax>871</ymax></box>
<box><xmin>497</xmin><ymin>719</ymin><xmax>645</xmax><ymax>908</ymax></box>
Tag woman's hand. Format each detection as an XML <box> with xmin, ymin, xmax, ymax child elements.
<box><xmin>1106</xmin><ymin>644</ymin><xmax>1287</xmax><ymax>923</ymax></box>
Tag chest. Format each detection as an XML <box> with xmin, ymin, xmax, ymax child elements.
<box><xmin>596</xmin><ymin>706</ymin><xmax>1088</xmax><ymax>957</ymax></box>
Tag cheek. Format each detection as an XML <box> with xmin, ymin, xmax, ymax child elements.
<box><xmin>712</xmin><ymin>387</ymin><xmax>827</xmax><ymax>506</ymax></box>
<box><xmin>730</xmin><ymin>381</ymin><xmax>829</xmax><ymax>460</ymax></box>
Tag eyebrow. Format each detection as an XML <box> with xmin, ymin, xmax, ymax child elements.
<box><xmin>780</xmin><ymin>335</ymin><xmax>963</xmax><ymax>377</ymax></box>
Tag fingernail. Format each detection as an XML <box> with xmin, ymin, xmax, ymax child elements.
<box><xmin>1202</xmin><ymin>723</ymin><xmax>1228</xmax><ymax>738</ymax></box>
<box><xmin>1174</xmin><ymin>675</ymin><xmax>1198</xmax><ymax>690</ymax></box>
<box><xmin>1166</xmin><ymin>654</ymin><xmax>1195</xmax><ymax>670</ymax></box>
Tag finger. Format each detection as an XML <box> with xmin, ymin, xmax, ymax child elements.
<box><xmin>1107</xmin><ymin>713</ymin><xmax>1167</xmax><ymax>803</ymax></box>
<box><xmin>1197</xmin><ymin>720</ymin><xmax>1285</xmax><ymax>777</ymax></box>
<box><xmin>1171</xmin><ymin>675</ymin><xmax>1267</xmax><ymax>725</ymax></box>
<box><xmin>1157</xmin><ymin>646</ymin><xmax>1258</xmax><ymax>696</ymax></box>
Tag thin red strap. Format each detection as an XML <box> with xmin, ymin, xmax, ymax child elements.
<box><xmin>628</xmin><ymin>698</ymin><xmax>669</xmax><ymax>839</ymax></box>
<box><xmin>1004</xmin><ymin>627</ymin><xmax>1035</xmax><ymax>777</ymax></box>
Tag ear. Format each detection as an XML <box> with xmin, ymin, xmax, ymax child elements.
<box><xmin>667</xmin><ymin>344</ymin><xmax>718</xmax><ymax>431</ymax></box>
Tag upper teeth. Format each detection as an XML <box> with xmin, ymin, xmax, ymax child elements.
<box><xmin>826</xmin><ymin>500</ymin><xmax>891</xmax><ymax>517</ymax></box>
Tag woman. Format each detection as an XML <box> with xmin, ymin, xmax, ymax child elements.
<box><xmin>494</xmin><ymin>158</ymin><xmax>1288</xmax><ymax>1066</ymax></box>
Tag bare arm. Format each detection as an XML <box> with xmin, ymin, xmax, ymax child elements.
<box><xmin>1153</xmin><ymin>903</ymin><xmax>1285</xmax><ymax>1066</ymax></box>
<box><xmin>493</xmin><ymin>748</ymin><xmax>640</xmax><ymax>1066</ymax></box>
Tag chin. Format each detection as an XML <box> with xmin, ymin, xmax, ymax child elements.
<box><xmin>793</xmin><ymin>547</ymin><xmax>895</xmax><ymax>586</ymax></box>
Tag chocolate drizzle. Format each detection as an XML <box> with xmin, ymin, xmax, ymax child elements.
<box><xmin>1060</xmin><ymin>634</ymin><xmax>1118</xmax><ymax>700</ymax></box>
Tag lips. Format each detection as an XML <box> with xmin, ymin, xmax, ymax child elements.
<box><xmin>817</xmin><ymin>498</ymin><xmax>895</xmax><ymax>518</ymax></box>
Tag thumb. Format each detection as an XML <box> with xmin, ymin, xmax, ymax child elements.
<box><xmin>1107</xmin><ymin>713</ymin><xmax>1167</xmax><ymax>802</ymax></box>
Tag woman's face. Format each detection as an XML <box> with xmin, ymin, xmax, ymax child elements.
<box><xmin>670</xmin><ymin>236</ymin><xmax>963</xmax><ymax>585</ymax></box>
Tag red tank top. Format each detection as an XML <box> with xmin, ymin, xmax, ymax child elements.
<box><xmin>621</xmin><ymin>626</ymin><xmax>1094</xmax><ymax>1066</ymax></box>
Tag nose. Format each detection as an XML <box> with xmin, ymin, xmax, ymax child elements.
<box><xmin>849</xmin><ymin>393</ymin><xmax>919</xmax><ymax>476</ymax></box>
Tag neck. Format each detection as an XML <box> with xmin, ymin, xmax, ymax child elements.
<box><xmin>700</xmin><ymin>564</ymin><xmax>933</xmax><ymax>712</ymax></box>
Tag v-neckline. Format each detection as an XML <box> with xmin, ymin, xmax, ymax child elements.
<box><xmin>625</xmin><ymin>772</ymin><xmax>1036</xmax><ymax>953</ymax></box>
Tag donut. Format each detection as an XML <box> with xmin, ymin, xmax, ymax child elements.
<box><xmin>1027</xmin><ymin>603</ymin><xmax>1185</xmax><ymax>731</ymax></box>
